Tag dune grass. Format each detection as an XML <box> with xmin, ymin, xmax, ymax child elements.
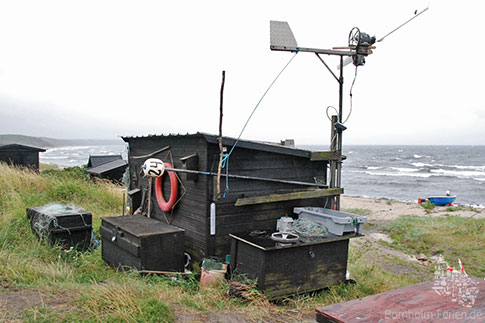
<box><xmin>2</xmin><ymin>162</ymin><xmax>481</xmax><ymax>322</ymax></box>
<box><xmin>381</xmin><ymin>215</ymin><xmax>485</xmax><ymax>277</ymax></box>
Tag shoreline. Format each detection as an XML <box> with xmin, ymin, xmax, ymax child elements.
<box><xmin>341</xmin><ymin>195</ymin><xmax>484</xmax><ymax>223</ymax></box>
<box><xmin>342</xmin><ymin>194</ymin><xmax>485</xmax><ymax>209</ymax></box>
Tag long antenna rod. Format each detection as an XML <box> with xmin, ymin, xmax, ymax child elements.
<box><xmin>377</xmin><ymin>6</ymin><xmax>429</xmax><ymax>43</ymax></box>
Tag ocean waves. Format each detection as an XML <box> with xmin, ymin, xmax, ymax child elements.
<box><xmin>340</xmin><ymin>145</ymin><xmax>485</xmax><ymax>206</ymax></box>
<box><xmin>354</xmin><ymin>163</ymin><xmax>485</xmax><ymax>182</ymax></box>
<box><xmin>40</xmin><ymin>144</ymin><xmax>127</xmax><ymax>167</ymax></box>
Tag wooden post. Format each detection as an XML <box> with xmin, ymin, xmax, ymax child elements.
<box><xmin>147</xmin><ymin>177</ymin><xmax>152</xmax><ymax>218</ymax></box>
<box><xmin>216</xmin><ymin>71</ymin><xmax>226</xmax><ymax>200</ymax></box>
<box><xmin>329</xmin><ymin>115</ymin><xmax>338</xmax><ymax>210</ymax></box>
<box><xmin>122</xmin><ymin>189</ymin><xmax>126</xmax><ymax>216</ymax></box>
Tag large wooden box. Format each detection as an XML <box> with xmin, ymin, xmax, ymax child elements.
<box><xmin>230</xmin><ymin>232</ymin><xmax>355</xmax><ymax>299</ymax></box>
<box><xmin>100</xmin><ymin>215</ymin><xmax>185</xmax><ymax>272</ymax></box>
<box><xmin>26</xmin><ymin>204</ymin><xmax>93</xmax><ymax>250</ymax></box>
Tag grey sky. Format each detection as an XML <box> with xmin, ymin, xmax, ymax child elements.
<box><xmin>0</xmin><ymin>0</ymin><xmax>483</xmax><ymax>145</ymax></box>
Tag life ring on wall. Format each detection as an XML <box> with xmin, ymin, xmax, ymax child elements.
<box><xmin>154</xmin><ymin>162</ymin><xmax>179</xmax><ymax>212</ymax></box>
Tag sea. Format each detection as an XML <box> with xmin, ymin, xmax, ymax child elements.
<box><xmin>340</xmin><ymin>145</ymin><xmax>485</xmax><ymax>207</ymax></box>
<box><xmin>40</xmin><ymin>144</ymin><xmax>485</xmax><ymax>207</ymax></box>
<box><xmin>40</xmin><ymin>144</ymin><xmax>128</xmax><ymax>167</ymax></box>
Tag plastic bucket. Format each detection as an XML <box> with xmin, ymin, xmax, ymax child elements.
<box><xmin>200</xmin><ymin>268</ymin><xmax>226</xmax><ymax>287</ymax></box>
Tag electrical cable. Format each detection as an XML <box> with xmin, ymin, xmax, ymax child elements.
<box><xmin>325</xmin><ymin>105</ymin><xmax>339</xmax><ymax>122</ymax></box>
<box><xmin>225</xmin><ymin>51</ymin><xmax>299</xmax><ymax>159</ymax></box>
<box><xmin>343</xmin><ymin>65</ymin><xmax>359</xmax><ymax>124</ymax></box>
<box><xmin>218</xmin><ymin>52</ymin><xmax>299</xmax><ymax>196</ymax></box>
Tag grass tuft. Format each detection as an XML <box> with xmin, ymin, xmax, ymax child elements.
<box><xmin>419</xmin><ymin>200</ymin><xmax>435</xmax><ymax>213</ymax></box>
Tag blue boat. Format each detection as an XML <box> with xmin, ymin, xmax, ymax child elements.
<box><xmin>427</xmin><ymin>196</ymin><xmax>456</xmax><ymax>206</ymax></box>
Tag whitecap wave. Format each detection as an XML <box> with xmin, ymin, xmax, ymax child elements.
<box><xmin>366</xmin><ymin>166</ymin><xmax>380</xmax><ymax>170</ymax></box>
<box><xmin>411</xmin><ymin>162</ymin><xmax>485</xmax><ymax>172</ymax></box>
<box><xmin>44</xmin><ymin>146</ymin><xmax>92</xmax><ymax>152</ymax></box>
<box><xmin>40</xmin><ymin>156</ymin><xmax>69</xmax><ymax>160</ymax></box>
<box><xmin>454</xmin><ymin>165</ymin><xmax>485</xmax><ymax>172</ymax></box>
<box><xmin>390</xmin><ymin>167</ymin><xmax>419</xmax><ymax>173</ymax></box>
<box><xmin>431</xmin><ymin>169</ymin><xmax>485</xmax><ymax>179</ymax></box>
<box><xmin>365</xmin><ymin>171</ymin><xmax>434</xmax><ymax>178</ymax></box>
<box><xmin>411</xmin><ymin>162</ymin><xmax>434</xmax><ymax>168</ymax></box>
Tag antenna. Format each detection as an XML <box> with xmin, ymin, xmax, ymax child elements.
<box><xmin>337</xmin><ymin>5</ymin><xmax>429</xmax><ymax>70</ymax></box>
<box><xmin>377</xmin><ymin>6</ymin><xmax>429</xmax><ymax>43</ymax></box>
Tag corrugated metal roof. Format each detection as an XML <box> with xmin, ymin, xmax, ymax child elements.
<box><xmin>87</xmin><ymin>154</ymin><xmax>123</xmax><ymax>168</ymax></box>
<box><xmin>85</xmin><ymin>158</ymin><xmax>128</xmax><ymax>175</ymax></box>
<box><xmin>122</xmin><ymin>132</ymin><xmax>312</xmax><ymax>158</ymax></box>
<box><xmin>0</xmin><ymin>144</ymin><xmax>46</xmax><ymax>152</ymax></box>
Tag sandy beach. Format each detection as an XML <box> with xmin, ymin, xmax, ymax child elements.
<box><xmin>341</xmin><ymin>195</ymin><xmax>484</xmax><ymax>275</ymax></box>
<box><xmin>341</xmin><ymin>195</ymin><xmax>484</xmax><ymax>223</ymax></box>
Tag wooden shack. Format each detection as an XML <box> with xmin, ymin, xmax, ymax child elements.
<box><xmin>0</xmin><ymin>144</ymin><xmax>45</xmax><ymax>170</ymax></box>
<box><xmin>122</xmin><ymin>133</ymin><xmax>342</xmax><ymax>261</ymax></box>
<box><xmin>86</xmin><ymin>155</ymin><xmax>128</xmax><ymax>182</ymax></box>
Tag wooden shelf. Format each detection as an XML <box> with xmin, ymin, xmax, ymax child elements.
<box><xmin>235</xmin><ymin>188</ymin><xmax>344</xmax><ymax>206</ymax></box>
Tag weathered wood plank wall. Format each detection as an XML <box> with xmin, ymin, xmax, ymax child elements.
<box><xmin>207</xmin><ymin>144</ymin><xmax>329</xmax><ymax>257</ymax></box>
<box><xmin>124</xmin><ymin>134</ymin><xmax>337</xmax><ymax>261</ymax></box>
<box><xmin>125</xmin><ymin>135</ymin><xmax>209</xmax><ymax>260</ymax></box>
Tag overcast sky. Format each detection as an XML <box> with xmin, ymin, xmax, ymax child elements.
<box><xmin>0</xmin><ymin>0</ymin><xmax>483</xmax><ymax>145</ymax></box>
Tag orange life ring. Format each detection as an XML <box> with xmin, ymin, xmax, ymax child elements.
<box><xmin>154</xmin><ymin>162</ymin><xmax>179</xmax><ymax>212</ymax></box>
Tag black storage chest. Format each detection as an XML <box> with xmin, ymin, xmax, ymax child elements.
<box><xmin>100</xmin><ymin>215</ymin><xmax>185</xmax><ymax>272</ymax></box>
<box><xmin>26</xmin><ymin>204</ymin><xmax>93</xmax><ymax>250</ymax></box>
<box><xmin>230</xmin><ymin>232</ymin><xmax>357</xmax><ymax>299</ymax></box>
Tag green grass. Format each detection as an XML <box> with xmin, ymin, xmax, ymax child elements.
<box><xmin>381</xmin><ymin>215</ymin><xmax>485</xmax><ymax>277</ymax></box>
<box><xmin>445</xmin><ymin>206</ymin><xmax>464</xmax><ymax>212</ymax></box>
<box><xmin>0</xmin><ymin>163</ymin><xmax>176</xmax><ymax>322</ymax></box>
<box><xmin>0</xmin><ymin>162</ymin><xmax>460</xmax><ymax>321</ymax></box>
<box><xmin>419</xmin><ymin>200</ymin><xmax>435</xmax><ymax>213</ymax></box>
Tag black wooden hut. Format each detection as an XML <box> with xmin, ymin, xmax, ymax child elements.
<box><xmin>0</xmin><ymin>144</ymin><xmax>45</xmax><ymax>170</ymax></box>
<box><xmin>86</xmin><ymin>155</ymin><xmax>128</xmax><ymax>182</ymax></box>
<box><xmin>122</xmin><ymin>133</ymin><xmax>342</xmax><ymax>261</ymax></box>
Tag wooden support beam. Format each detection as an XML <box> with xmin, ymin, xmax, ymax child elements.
<box><xmin>310</xmin><ymin>151</ymin><xmax>340</xmax><ymax>161</ymax></box>
<box><xmin>235</xmin><ymin>188</ymin><xmax>344</xmax><ymax>206</ymax></box>
<box><xmin>329</xmin><ymin>115</ymin><xmax>338</xmax><ymax>211</ymax></box>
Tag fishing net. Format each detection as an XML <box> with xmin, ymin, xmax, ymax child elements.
<box><xmin>28</xmin><ymin>203</ymin><xmax>88</xmax><ymax>239</ymax></box>
<box><xmin>202</xmin><ymin>258</ymin><xmax>225</xmax><ymax>270</ymax></box>
<box><xmin>293</xmin><ymin>218</ymin><xmax>329</xmax><ymax>242</ymax></box>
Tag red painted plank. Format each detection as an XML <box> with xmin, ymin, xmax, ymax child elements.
<box><xmin>316</xmin><ymin>276</ymin><xmax>485</xmax><ymax>322</ymax></box>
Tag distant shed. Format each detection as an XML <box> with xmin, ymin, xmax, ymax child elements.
<box><xmin>122</xmin><ymin>132</ymin><xmax>342</xmax><ymax>261</ymax></box>
<box><xmin>0</xmin><ymin>144</ymin><xmax>45</xmax><ymax>170</ymax></box>
<box><xmin>86</xmin><ymin>155</ymin><xmax>128</xmax><ymax>182</ymax></box>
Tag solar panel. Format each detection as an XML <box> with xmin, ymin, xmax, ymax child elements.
<box><xmin>270</xmin><ymin>21</ymin><xmax>297</xmax><ymax>49</ymax></box>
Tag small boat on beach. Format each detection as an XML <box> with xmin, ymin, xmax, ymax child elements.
<box><xmin>427</xmin><ymin>195</ymin><xmax>456</xmax><ymax>206</ymax></box>
<box><xmin>418</xmin><ymin>190</ymin><xmax>456</xmax><ymax>206</ymax></box>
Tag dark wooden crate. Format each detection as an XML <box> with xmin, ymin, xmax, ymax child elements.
<box><xmin>230</xmin><ymin>232</ymin><xmax>355</xmax><ymax>299</ymax></box>
<box><xmin>100</xmin><ymin>215</ymin><xmax>185</xmax><ymax>272</ymax></box>
<box><xmin>26</xmin><ymin>205</ymin><xmax>93</xmax><ymax>250</ymax></box>
<box><xmin>48</xmin><ymin>226</ymin><xmax>92</xmax><ymax>250</ymax></box>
